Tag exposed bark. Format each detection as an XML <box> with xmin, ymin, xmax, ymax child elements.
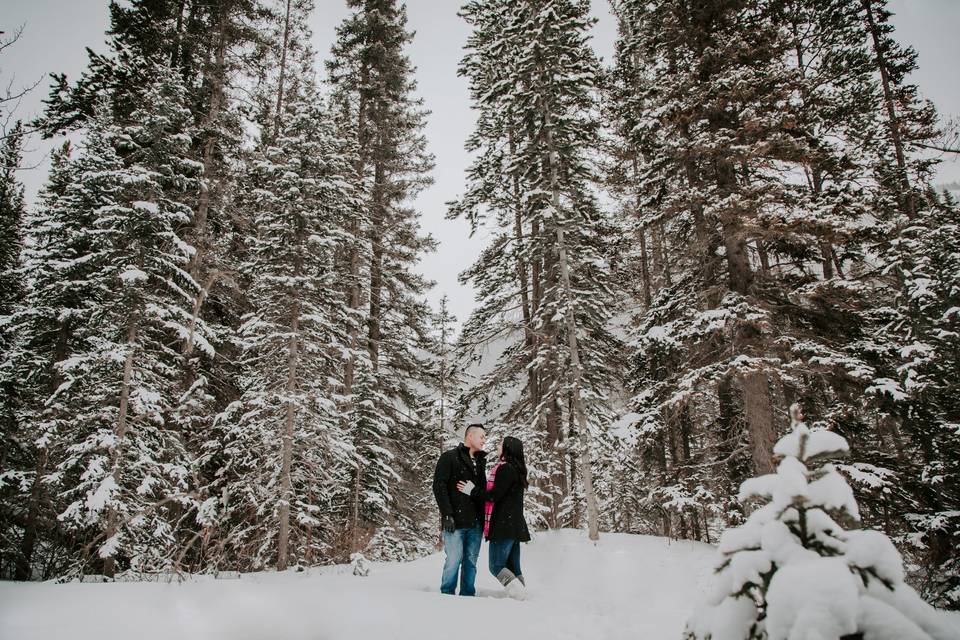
<box><xmin>543</xmin><ymin>110</ymin><xmax>600</xmax><ymax>541</ymax></box>
<box><xmin>741</xmin><ymin>371</ymin><xmax>776</xmax><ymax>476</ymax></box>
<box><xmin>277</xmin><ymin>296</ymin><xmax>299</xmax><ymax>571</ymax></box>
<box><xmin>861</xmin><ymin>0</ymin><xmax>915</xmax><ymax>219</ymax></box>
<box><xmin>368</xmin><ymin>155</ymin><xmax>385</xmax><ymax>372</ymax></box>
<box><xmin>186</xmin><ymin>1</ymin><xmax>230</xmax><ymax>285</ymax></box>
<box><xmin>103</xmin><ymin>316</ymin><xmax>139</xmax><ymax>578</ymax></box>
<box><xmin>631</xmin><ymin>156</ymin><xmax>652</xmax><ymax>308</ymax></box>
<box><xmin>511</xmin><ymin>130</ymin><xmax>539</xmax><ymax>409</ymax></box>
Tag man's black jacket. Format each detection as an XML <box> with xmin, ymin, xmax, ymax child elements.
<box><xmin>432</xmin><ymin>443</ymin><xmax>487</xmax><ymax>529</ymax></box>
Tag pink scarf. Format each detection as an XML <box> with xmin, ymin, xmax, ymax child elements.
<box><xmin>483</xmin><ymin>461</ymin><xmax>504</xmax><ymax>539</ymax></box>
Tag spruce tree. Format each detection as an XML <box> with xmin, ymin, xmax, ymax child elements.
<box><xmin>216</xmin><ymin>15</ymin><xmax>364</xmax><ymax>568</ymax></box>
<box><xmin>454</xmin><ymin>0</ymin><xmax>625</xmax><ymax>537</ymax></box>
<box><xmin>685</xmin><ymin>406</ymin><xmax>956</xmax><ymax>640</ymax></box>
<box><xmin>0</xmin><ymin>121</ymin><xmax>28</xmax><ymax>578</ymax></box>
<box><xmin>326</xmin><ymin>0</ymin><xmax>438</xmax><ymax>553</ymax></box>
<box><xmin>49</xmin><ymin>67</ymin><xmax>202</xmax><ymax>577</ymax></box>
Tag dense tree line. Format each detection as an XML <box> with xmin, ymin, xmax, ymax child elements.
<box><xmin>0</xmin><ymin>0</ymin><xmax>446</xmax><ymax>579</ymax></box>
<box><xmin>0</xmin><ymin>0</ymin><xmax>956</xmax><ymax>610</ymax></box>
<box><xmin>452</xmin><ymin>0</ymin><xmax>958</xmax><ymax>608</ymax></box>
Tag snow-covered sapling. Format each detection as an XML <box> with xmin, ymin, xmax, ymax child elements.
<box><xmin>684</xmin><ymin>404</ymin><xmax>957</xmax><ymax>640</ymax></box>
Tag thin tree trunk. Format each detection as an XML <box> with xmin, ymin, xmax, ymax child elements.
<box><xmin>15</xmin><ymin>447</ymin><xmax>47</xmax><ymax>581</ymax></box>
<box><xmin>543</xmin><ymin>112</ymin><xmax>600</xmax><ymax>541</ymax></box>
<box><xmin>757</xmin><ymin>240</ymin><xmax>770</xmax><ymax>276</ymax></box>
<box><xmin>272</xmin><ymin>0</ymin><xmax>293</xmax><ymax>142</ymax></box>
<box><xmin>103</xmin><ymin>316</ymin><xmax>139</xmax><ymax>578</ymax></box>
<box><xmin>368</xmin><ymin>156</ymin><xmax>385</xmax><ymax>372</ymax></box>
<box><xmin>277</xmin><ymin>297</ymin><xmax>300</xmax><ymax>571</ymax></box>
<box><xmin>511</xmin><ymin>130</ymin><xmax>538</xmax><ymax>409</ymax></box>
<box><xmin>169</xmin><ymin>0</ymin><xmax>186</xmax><ymax>68</ymax></box>
<box><xmin>342</xmin><ymin>61</ymin><xmax>370</xmax><ymax>551</ymax></box>
<box><xmin>186</xmin><ymin>2</ymin><xmax>230</xmax><ymax>285</ymax></box>
<box><xmin>631</xmin><ymin>156</ymin><xmax>652</xmax><ymax>308</ymax></box>
<box><xmin>861</xmin><ymin>0</ymin><xmax>915</xmax><ymax>219</ymax></box>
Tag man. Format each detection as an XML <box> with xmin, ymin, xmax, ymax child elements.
<box><xmin>432</xmin><ymin>423</ymin><xmax>487</xmax><ymax>596</ymax></box>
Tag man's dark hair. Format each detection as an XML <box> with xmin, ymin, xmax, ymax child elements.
<box><xmin>464</xmin><ymin>423</ymin><xmax>486</xmax><ymax>437</ymax></box>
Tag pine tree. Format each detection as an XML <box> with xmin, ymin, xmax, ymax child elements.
<box><xmin>38</xmin><ymin>0</ymin><xmax>225</xmax><ymax>136</ymax></box>
<box><xmin>216</xmin><ymin>23</ymin><xmax>364</xmax><ymax>569</ymax></box>
<box><xmin>48</xmin><ymin>67</ymin><xmax>202</xmax><ymax>577</ymax></box>
<box><xmin>454</xmin><ymin>0</ymin><xmax>625</xmax><ymax>538</ymax></box>
<box><xmin>326</xmin><ymin>0</ymin><xmax>438</xmax><ymax>553</ymax></box>
<box><xmin>0</xmin><ymin>141</ymin><xmax>82</xmax><ymax>580</ymax></box>
<box><xmin>685</xmin><ymin>405</ymin><xmax>956</xmax><ymax>639</ymax></box>
<box><xmin>0</xmin><ymin>121</ymin><xmax>29</xmax><ymax>578</ymax></box>
<box><xmin>0</xmin><ymin>121</ymin><xmax>25</xmax><ymax>431</ymax></box>
<box><xmin>604</xmin><ymin>0</ymin><xmax>909</xmax><ymax>545</ymax></box>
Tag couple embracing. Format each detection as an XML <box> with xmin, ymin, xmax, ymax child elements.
<box><xmin>431</xmin><ymin>423</ymin><xmax>531</xmax><ymax>599</ymax></box>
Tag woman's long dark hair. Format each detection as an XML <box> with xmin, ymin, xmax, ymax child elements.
<box><xmin>501</xmin><ymin>436</ymin><xmax>528</xmax><ymax>489</ymax></box>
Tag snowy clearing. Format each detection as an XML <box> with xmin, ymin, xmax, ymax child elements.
<box><xmin>0</xmin><ymin>530</ymin><xmax>717</xmax><ymax>640</ymax></box>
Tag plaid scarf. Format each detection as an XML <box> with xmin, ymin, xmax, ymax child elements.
<box><xmin>483</xmin><ymin>461</ymin><xmax>504</xmax><ymax>539</ymax></box>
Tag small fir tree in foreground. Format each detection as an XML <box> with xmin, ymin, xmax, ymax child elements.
<box><xmin>685</xmin><ymin>405</ymin><xmax>958</xmax><ymax>640</ymax></box>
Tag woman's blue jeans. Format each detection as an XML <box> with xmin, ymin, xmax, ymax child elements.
<box><xmin>440</xmin><ymin>524</ymin><xmax>483</xmax><ymax>595</ymax></box>
<box><xmin>487</xmin><ymin>538</ymin><xmax>522</xmax><ymax>579</ymax></box>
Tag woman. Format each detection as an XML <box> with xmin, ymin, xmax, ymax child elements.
<box><xmin>457</xmin><ymin>435</ymin><xmax>530</xmax><ymax>598</ymax></box>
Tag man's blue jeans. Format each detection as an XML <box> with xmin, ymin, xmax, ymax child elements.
<box><xmin>440</xmin><ymin>524</ymin><xmax>482</xmax><ymax>595</ymax></box>
<box><xmin>488</xmin><ymin>538</ymin><xmax>522</xmax><ymax>579</ymax></box>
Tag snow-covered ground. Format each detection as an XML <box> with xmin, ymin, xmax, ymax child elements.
<box><xmin>0</xmin><ymin>530</ymin><xmax>717</xmax><ymax>640</ymax></box>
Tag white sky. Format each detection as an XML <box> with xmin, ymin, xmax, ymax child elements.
<box><xmin>3</xmin><ymin>0</ymin><xmax>958</xmax><ymax>330</ymax></box>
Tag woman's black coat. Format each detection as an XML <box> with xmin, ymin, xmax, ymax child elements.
<box><xmin>472</xmin><ymin>461</ymin><xmax>531</xmax><ymax>542</ymax></box>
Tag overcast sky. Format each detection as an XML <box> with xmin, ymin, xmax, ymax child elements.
<box><xmin>3</xmin><ymin>0</ymin><xmax>958</xmax><ymax>329</ymax></box>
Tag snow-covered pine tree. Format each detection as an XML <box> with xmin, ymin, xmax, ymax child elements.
<box><xmin>0</xmin><ymin>120</ymin><xmax>26</xmax><ymax>436</ymax></box>
<box><xmin>845</xmin><ymin>0</ymin><xmax>960</xmax><ymax>605</ymax></box>
<box><xmin>894</xmin><ymin>188</ymin><xmax>960</xmax><ymax>607</ymax></box>
<box><xmin>453</xmin><ymin>0</ymin><xmax>625</xmax><ymax>538</ymax></box>
<box><xmin>0</xmin><ymin>121</ymin><xmax>29</xmax><ymax>578</ymax></box>
<box><xmin>603</xmin><ymin>0</ymin><xmax>932</xmax><ymax>546</ymax></box>
<box><xmin>326</xmin><ymin>0</ymin><xmax>438</xmax><ymax>555</ymax></box>
<box><xmin>605</xmin><ymin>0</ymin><xmax>805</xmax><ymax>540</ymax></box>
<box><xmin>35</xmin><ymin>0</ymin><xmax>280</xmax><ymax>576</ymax></box>
<box><xmin>0</xmin><ymin>141</ymin><xmax>82</xmax><ymax>580</ymax></box>
<box><xmin>39</xmin><ymin>0</ymin><xmax>224</xmax><ymax>136</ymax></box>
<box><xmin>48</xmin><ymin>66</ymin><xmax>203</xmax><ymax>578</ymax></box>
<box><xmin>217</xmin><ymin>25</ymin><xmax>362</xmax><ymax>570</ymax></box>
<box><xmin>404</xmin><ymin>295</ymin><xmax>465</xmax><ymax>546</ymax></box>
<box><xmin>684</xmin><ymin>405</ymin><xmax>957</xmax><ymax>640</ymax></box>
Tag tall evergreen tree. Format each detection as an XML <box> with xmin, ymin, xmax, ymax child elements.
<box><xmin>326</xmin><ymin>0</ymin><xmax>438</xmax><ymax>553</ymax></box>
<box><xmin>454</xmin><ymin>0</ymin><xmax>625</xmax><ymax>538</ymax></box>
<box><xmin>0</xmin><ymin>121</ymin><xmax>28</xmax><ymax>578</ymax></box>
<box><xmin>48</xmin><ymin>66</ymin><xmax>202</xmax><ymax>577</ymax></box>
<box><xmin>1</xmin><ymin>141</ymin><xmax>81</xmax><ymax>579</ymax></box>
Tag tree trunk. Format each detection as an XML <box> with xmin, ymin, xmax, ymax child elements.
<box><xmin>368</xmin><ymin>158</ymin><xmax>385</xmax><ymax>372</ymax></box>
<box><xmin>511</xmin><ymin>130</ymin><xmax>538</xmax><ymax>410</ymax></box>
<box><xmin>741</xmin><ymin>371</ymin><xmax>775</xmax><ymax>476</ymax></box>
<box><xmin>103</xmin><ymin>316</ymin><xmax>139</xmax><ymax>578</ymax></box>
<box><xmin>186</xmin><ymin>2</ymin><xmax>229</xmax><ymax>285</ymax></box>
<box><xmin>861</xmin><ymin>0</ymin><xmax>914</xmax><ymax>219</ymax></box>
<box><xmin>543</xmin><ymin>115</ymin><xmax>599</xmax><ymax>542</ymax></box>
<box><xmin>169</xmin><ymin>0</ymin><xmax>186</xmax><ymax>68</ymax></box>
<box><xmin>277</xmin><ymin>297</ymin><xmax>300</xmax><ymax>571</ymax></box>
<box><xmin>631</xmin><ymin>156</ymin><xmax>652</xmax><ymax>308</ymax></box>
<box><xmin>272</xmin><ymin>0</ymin><xmax>293</xmax><ymax>142</ymax></box>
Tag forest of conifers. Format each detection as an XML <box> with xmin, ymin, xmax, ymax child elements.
<box><xmin>0</xmin><ymin>0</ymin><xmax>957</xmax><ymax>610</ymax></box>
